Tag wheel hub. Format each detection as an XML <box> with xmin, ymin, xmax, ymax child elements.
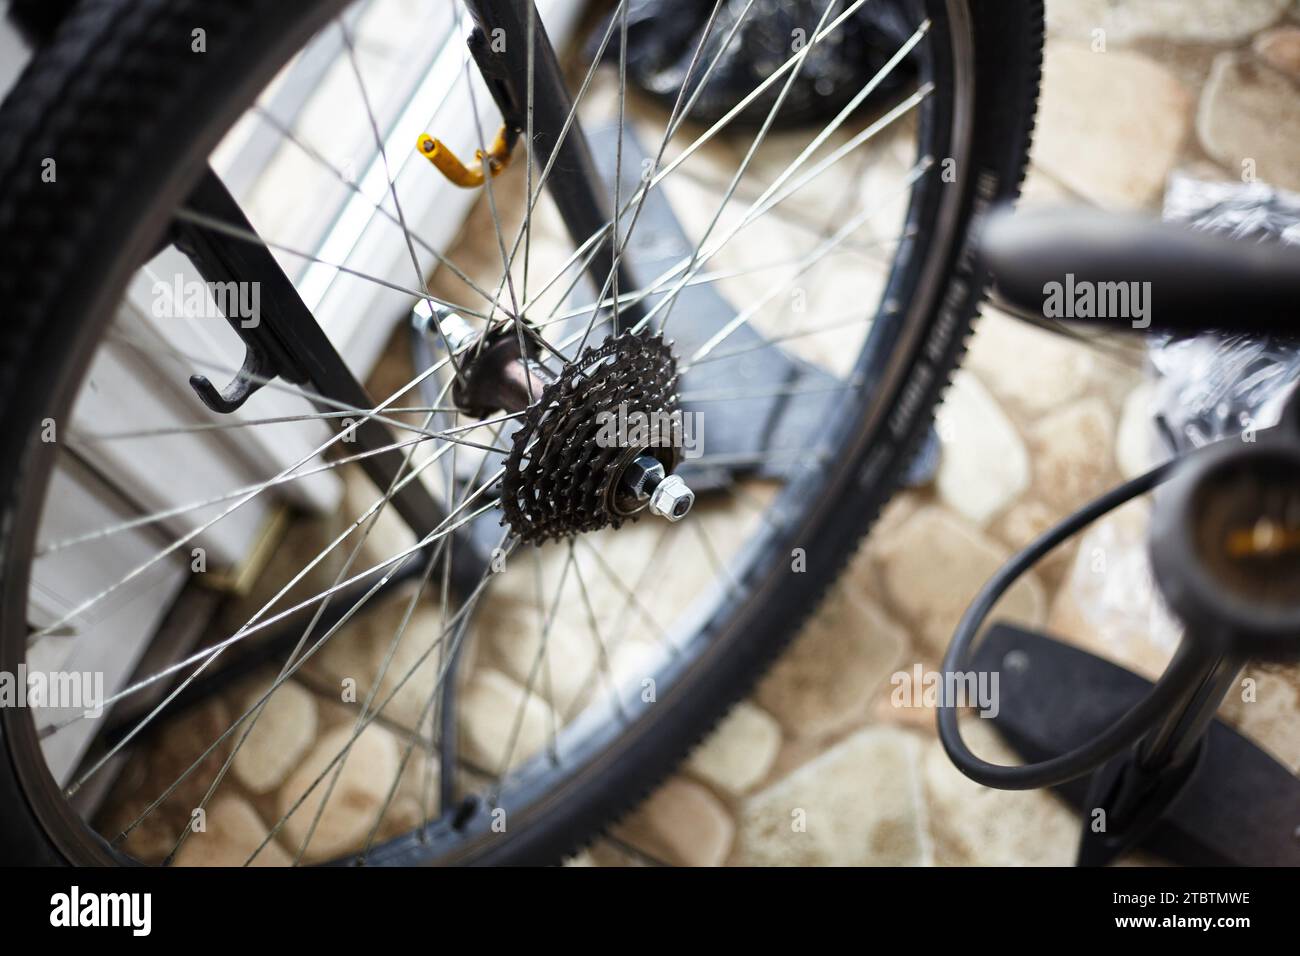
<box><xmin>414</xmin><ymin>305</ymin><xmax>693</xmax><ymax>545</ymax></box>
<box><xmin>499</xmin><ymin>330</ymin><xmax>685</xmax><ymax>544</ymax></box>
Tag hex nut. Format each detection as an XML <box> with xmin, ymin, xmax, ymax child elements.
<box><xmin>624</xmin><ymin>456</ymin><xmax>665</xmax><ymax>500</ymax></box>
<box><xmin>649</xmin><ymin>474</ymin><xmax>694</xmax><ymax>521</ymax></box>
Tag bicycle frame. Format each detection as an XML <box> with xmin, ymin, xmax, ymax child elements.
<box><xmin>460</xmin><ymin>0</ymin><xmax>646</xmax><ymax>331</ymax></box>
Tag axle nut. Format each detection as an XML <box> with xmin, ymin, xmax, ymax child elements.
<box><xmin>624</xmin><ymin>456</ymin><xmax>666</xmax><ymax>500</ymax></box>
<box><xmin>649</xmin><ymin>474</ymin><xmax>694</xmax><ymax>522</ymax></box>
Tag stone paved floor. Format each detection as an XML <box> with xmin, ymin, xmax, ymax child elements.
<box><xmin>577</xmin><ymin>0</ymin><xmax>1300</xmax><ymax>867</ymax></box>
<box><xmin>96</xmin><ymin>0</ymin><xmax>1300</xmax><ymax>866</ymax></box>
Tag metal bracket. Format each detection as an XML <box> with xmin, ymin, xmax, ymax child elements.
<box><xmin>171</xmin><ymin>176</ymin><xmax>310</xmax><ymax>415</ymax></box>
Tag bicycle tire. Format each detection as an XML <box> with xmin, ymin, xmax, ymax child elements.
<box><xmin>0</xmin><ymin>0</ymin><xmax>1043</xmax><ymax>865</ymax></box>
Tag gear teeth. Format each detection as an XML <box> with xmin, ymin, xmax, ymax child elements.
<box><xmin>500</xmin><ymin>332</ymin><xmax>680</xmax><ymax>544</ymax></box>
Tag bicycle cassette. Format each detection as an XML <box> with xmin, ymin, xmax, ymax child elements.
<box><xmin>500</xmin><ymin>331</ymin><xmax>681</xmax><ymax>544</ymax></box>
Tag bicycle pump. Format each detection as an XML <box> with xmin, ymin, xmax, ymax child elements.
<box><xmin>938</xmin><ymin>205</ymin><xmax>1300</xmax><ymax>866</ymax></box>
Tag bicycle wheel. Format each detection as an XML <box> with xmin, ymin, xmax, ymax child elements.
<box><xmin>0</xmin><ymin>0</ymin><xmax>1042</xmax><ymax>865</ymax></box>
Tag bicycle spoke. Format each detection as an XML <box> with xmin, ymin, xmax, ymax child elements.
<box><xmin>685</xmin><ymin>306</ymin><xmax>882</xmax><ymax>366</ymax></box>
<box><xmin>678</xmin><ymin>379</ymin><xmax>862</xmax><ymax>404</ymax></box>
<box><xmin>464</xmin><ymin>68</ymin><xmax>523</xmax><ymax>325</ymax></box>
<box><xmin>251</xmin><ymin>98</ymin><xmax>498</xmax><ymax>308</ymax></box>
<box><xmin>145</xmin><ymin>330</ymin><xmax>516</xmax><ymax>443</ymax></box>
<box><xmin>568</xmin><ymin>539</ymin><xmax>626</xmax><ymax>722</ymax></box>
<box><xmin>686</xmin><ymin>156</ymin><xmax>934</xmax><ymax>362</ymax></box>
<box><xmin>558</xmin><ymin>523</ymin><xmax>677</xmax><ymax>725</ymax></box>
<box><xmin>285</xmin><ymin>537</ymin><xmax>443</xmax><ymax>865</ymax></box>
<box><xmin>546</xmin><ymin>249</ymin><xmax>872</xmax><ymax>328</ymax></box>
<box><xmin>71</xmin><ymin>406</ymin><xmax>460</xmax><ymax>442</ymax></box>
<box><xmin>509</xmin><ymin>0</ymin><xmax>745</xmax><ymax>329</ymax></box>
<box><xmin>606</xmin><ymin>0</ymin><xmax>629</xmax><ymax>341</ymax></box>
<box><xmin>691</xmin><ymin>517</ymin><xmax>739</xmax><ymax>596</ymax></box>
<box><xmin>339</xmin><ymin>19</ymin><xmax>471</xmax><ymax>386</ymax></box>
<box><xmin>165</xmin><ymin>351</ymin><xmax>483</xmax><ymax>858</ymax></box>
<box><xmin>489</xmin><ymin>545</ymin><xmax>573</xmax><ymax>794</ymax></box>
<box><xmin>534</xmin><ymin>548</ymin><xmax>561</xmax><ymax>763</ymax></box>
<box><xmin>520</xmin><ymin>0</ymin><xmax>537</xmax><ymax>311</ymax></box>
<box><xmin>245</xmin><ymin>532</ymin><xmax>514</xmax><ymax>865</ymax></box>
<box><xmin>107</xmin><ymin>490</ymin><xmax>506</xmax><ymax>852</ymax></box>
<box><xmin>521</xmin><ymin>0</ymin><xmax>867</xmax><ymax>316</ymax></box>
<box><xmin>641</xmin><ymin>27</ymin><xmax>932</xmax><ymax>341</ymax></box>
<box><xmin>172</xmin><ymin>207</ymin><xmax>499</xmax><ymax>323</ymax></box>
<box><xmin>573</xmin><ymin>0</ymin><xmax>752</xmax><ymax>355</ymax></box>
<box><xmin>574</xmin><ymin>537</ymin><xmax>671</xmax><ymax>644</ymax></box>
<box><xmin>557</xmin><ymin>82</ymin><xmax>931</xmax><ymax>357</ymax></box>
<box><xmin>51</xmin><ymin>448</ymin><xmax>500</xmax><ymax>749</ymax></box>
<box><xmin>651</xmin><ymin>0</ymin><xmax>844</xmax><ymax>337</ymax></box>
<box><xmin>475</xmin><ymin>0</ymin><xmax>630</xmax><ymax>345</ymax></box>
<box><xmin>32</xmin><ymin>350</ymin><xmax>458</xmax><ymax>643</ymax></box>
<box><xmin>168</xmin><ymin>366</ymin><xmax>466</xmax><ymax>862</ymax></box>
<box><xmin>329</xmin><ymin>418</ymin><xmax>505</xmax><ymax>860</ymax></box>
<box><xmin>40</xmin><ymin>433</ymin><xmax>433</xmax><ymax>557</ymax></box>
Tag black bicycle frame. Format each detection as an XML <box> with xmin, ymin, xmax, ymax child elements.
<box><xmin>460</xmin><ymin>0</ymin><xmax>645</xmax><ymax>330</ymax></box>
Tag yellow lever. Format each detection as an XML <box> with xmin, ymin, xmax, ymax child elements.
<box><xmin>417</xmin><ymin>125</ymin><xmax>514</xmax><ymax>188</ymax></box>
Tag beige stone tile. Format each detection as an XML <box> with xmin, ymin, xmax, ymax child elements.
<box><xmin>230</xmin><ymin>675</ymin><xmax>318</xmax><ymax>795</ymax></box>
<box><xmin>578</xmin><ymin>839</ymin><xmax>652</xmax><ymax>867</ymax></box>
<box><xmin>277</xmin><ymin>722</ymin><xmax>400</xmax><ymax>863</ymax></box>
<box><xmin>935</xmin><ymin>370</ymin><xmax>1029</xmax><ymax>527</ymax></box>
<box><xmin>964</xmin><ymin>309</ymin><xmax>1099</xmax><ymax>423</ymax></box>
<box><xmin>311</xmin><ymin>588</ymin><xmax>463</xmax><ymax>735</ymax></box>
<box><xmin>458</xmin><ymin>668</ymin><xmax>556</xmax><ymax>772</ymax></box>
<box><xmin>1255</xmin><ymin>25</ymin><xmax>1300</xmax><ymax>81</ymax></box>
<box><xmin>922</xmin><ymin>717</ymin><xmax>1078</xmax><ymax>866</ymax></box>
<box><xmin>615</xmin><ymin>777</ymin><xmax>735</xmax><ymax>867</ymax></box>
<box><xmin>474</xmin><ymin>585</ymin><xmax>599</xmax><ymax>716</ymax></box>
<box><xmin>1046</xmin><ymin>0</ymin><xmax>1290</xmax><ymax>45</ymax></box>
<box><xmin>1032</xmin><ymin>42</ymin><xmax>1193</xmax><ymax>210</ymax></box>
<box><xmin>990</xmin><ymin>497</ymin><xmax>1078</xmax><ymax>587</ymax></box>
<box><xmin>96</xmin><ymin>696</ymin><xmax>238</xmax><ymax>864</ymax></box>
<box><xmin>874</xmin><ymin>505</ymin><xmax>1047</xmax><ymax>659</ymax></box>
<box><xmin>1198</xmin><ymin>50</ymin><xmax>1300</xmax><ymax>191</ymax></box>
<box><xmin>1027</xmin><ymin>397</ymin><xmax>1118</xmax><ymax>513</ymax></box>
<box><xmin>686</xmin><ymin>701</ymin><xmax>783</xmax><ymax>796</ymax></box>
<box><xmin>174</xmin><ymin>795</ymin><xmax>291</xmax><ymax>867</ymax></box>
<box><xmin>731</xmin><ymin>726</ymin><xmax>929</xmax><ymax>866</ymax></box>
<box><xmin>756</xmin><ymin>586</ymin><xmax>907</xmax><ymax>739</ymax></box>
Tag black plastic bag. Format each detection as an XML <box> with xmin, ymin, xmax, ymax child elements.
<box><xmin>607</xmin><ymin>0</ymin><xmax>918</xmax><ymax>129</ymax></box>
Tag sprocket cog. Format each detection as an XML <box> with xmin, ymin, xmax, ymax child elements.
<box><xmin>500</xmin><ymin>331</ymin><xmax>681</xmax><ymax>544</ymax></box>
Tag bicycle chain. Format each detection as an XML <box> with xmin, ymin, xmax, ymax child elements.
<box><xmin>501</xmin><ymin>331</ymin><xmax>680</xmax><ymax>544</ymax></box>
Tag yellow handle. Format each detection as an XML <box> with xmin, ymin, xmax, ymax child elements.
<box><xmin>417</xmin><ymin>126</ymin><xmax>514</xmax><ymax>188</ymax></box>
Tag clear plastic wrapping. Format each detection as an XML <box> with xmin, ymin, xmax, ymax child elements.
<box><xmin>1151</xmin><ymin>172</ymin><xmax>1300</xmax><ymax>452</ymax></box>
